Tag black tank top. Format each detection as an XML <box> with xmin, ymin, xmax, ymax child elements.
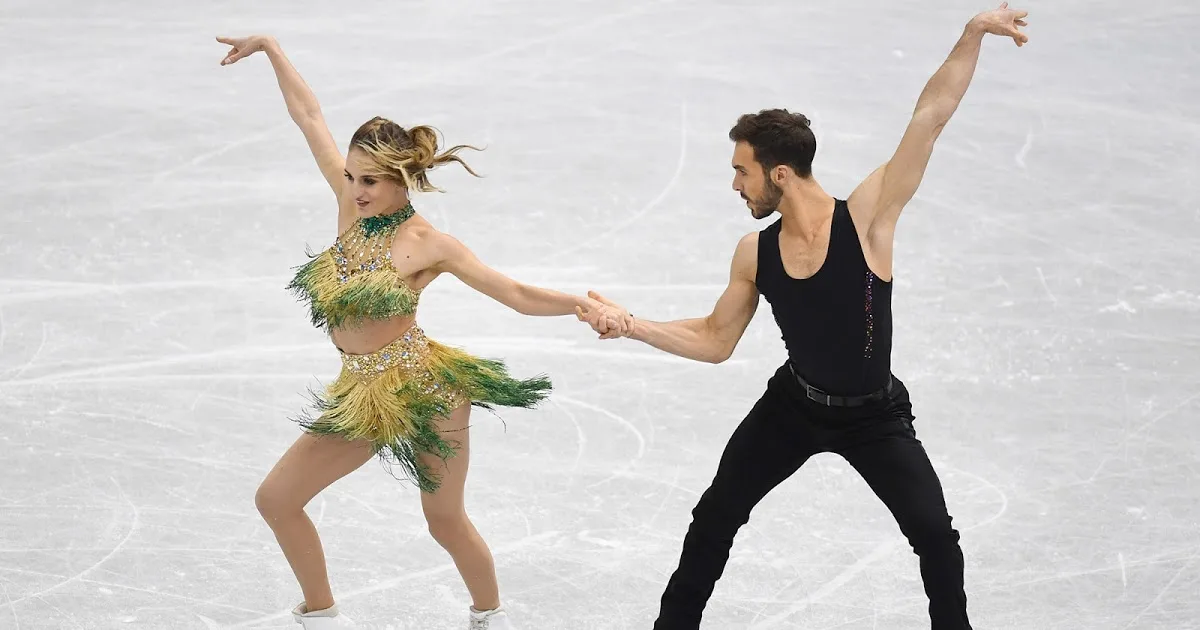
<box><xmin>756</xmin><ymin>199</ymin><xmax>893</xmax><ymax>396</ymax></box>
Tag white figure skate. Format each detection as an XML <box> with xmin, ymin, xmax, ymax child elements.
<box><xmin>468</xmin><ymin>605</ymin><xmax>515</xmax><ymax>629</ymax></box>
<box><xmin>291</xmin><ymin>602</ymin><xmax>356</xmax><ymax>628</ymax></box>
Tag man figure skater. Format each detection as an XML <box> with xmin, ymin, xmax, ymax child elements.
<box><xmin>579</xmin><ymin>4</ymin><xmax>1029</xmax><ymax>628</ymax></box>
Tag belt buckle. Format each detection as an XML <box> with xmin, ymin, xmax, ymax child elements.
<box><xmin>805</xmin><ymin>385</ymin><xmax>832</xmax><ymax>406</ymax></box>
<box><xmin>790</xmin><ymin>364</ymin><xmax>830</xmax><ymax>405</ymax></box>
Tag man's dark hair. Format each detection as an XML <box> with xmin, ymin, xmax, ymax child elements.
<box><xmin>728</xmin><ymin>109</ymin><xmax>816</xmax><ymax>178</ymax></box>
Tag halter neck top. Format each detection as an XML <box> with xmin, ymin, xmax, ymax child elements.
<box><xmin>287</xmin><ymin>204</ymin><xmax>422</xmax><ymax>331</ymax></box>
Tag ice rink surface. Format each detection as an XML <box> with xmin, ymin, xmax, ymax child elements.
<box><xmin>1</xmin><ymin>0</ymin><xmax>1198</xmax><ymax>628</ymax></box>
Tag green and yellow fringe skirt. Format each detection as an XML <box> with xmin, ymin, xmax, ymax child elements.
<box><xmin>297</xmin><ymin>325</ymin><xmax>551</xmax><ymax>492</ymax></box>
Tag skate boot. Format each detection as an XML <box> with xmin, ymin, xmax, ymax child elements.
<box><xmin>291</xmin><ymin>602</ymin><xmax>356</xmax><ymax>628</ymax></box>
<box><xmin>468</xmin><ymin>605</ymin><xmax>515</xmax><ymax>629</ymax></box>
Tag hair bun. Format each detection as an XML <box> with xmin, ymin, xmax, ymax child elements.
<box><xmin>408</xmin><ymin>126</ymin><xmax>440</xmax><ymax>169</ymax></box>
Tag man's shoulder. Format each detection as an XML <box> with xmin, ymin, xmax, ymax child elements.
<box><xmin>735</xmin><ymin>230</ymin><xmax>760</xmax><ymax>254</ymax></box>
<box><xmin>732</xmin><ymin>231</ymin><xmax>761</xmax><ymax>279</ymax></box>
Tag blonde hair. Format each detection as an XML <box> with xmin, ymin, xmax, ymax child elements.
<box><xmin>349</xmin><ymin>116</ymin><xmax>482</xmax><ymax>192</ymax></box>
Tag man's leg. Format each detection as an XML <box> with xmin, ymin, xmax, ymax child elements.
<box><xmin>655</xmin><ymin>387</ymin><xmax>815</xmax><ymax>630</ymax></box>
<box><xmin>837</xmin><ymin>407</ymin><xmax>971</xmax><ymax>630</ymax></box>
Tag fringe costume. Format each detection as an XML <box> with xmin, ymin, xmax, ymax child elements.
<box><xmin>286</xmin><ymin>204</ymin><xmax>551</xmax><ymax>492</ymax></box>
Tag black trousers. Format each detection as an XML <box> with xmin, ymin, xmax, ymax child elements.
<box><xmin>654</xmin><ymin>364</ymin><xmax>970</xmax><ymax>629</ymax></box>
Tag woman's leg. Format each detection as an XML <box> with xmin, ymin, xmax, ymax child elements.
<box><xmin>255</xmin><ymin>432</ymin><xmax>376</xmax><ymax>612</ymax></box>
<box><xmin>419</xmin><ymin>404</ymin><xmax>502</xmax><ymax>611</ymax></box>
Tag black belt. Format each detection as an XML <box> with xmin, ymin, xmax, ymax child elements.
<box><xmin>788</xmin><ymin>363</ymin><xmax>893</xmax><ymax>407</ymax></box>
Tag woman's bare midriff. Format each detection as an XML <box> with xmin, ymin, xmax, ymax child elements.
<box><xmin>329</xmin><ymin>313</ymin><xmax>418</xmax><ymax>355</ymax></box>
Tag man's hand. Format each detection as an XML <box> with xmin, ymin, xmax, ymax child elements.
<box><xmin>969</xmin><ymin>2</ymin><xmax>1030</xmax><ymax>47</ymax></box>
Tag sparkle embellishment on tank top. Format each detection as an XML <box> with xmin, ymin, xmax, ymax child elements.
<box><xmin>864</xmin><ymin>270</ymin><xmax>876</xmax><ymax>359</ymax></box>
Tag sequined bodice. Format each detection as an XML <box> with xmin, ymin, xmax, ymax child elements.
<box><xmin>287</xmin><ymin>205</ymin><xmax>422</xmax><ymax>331</ymax></box>
<box><xmin>331</xmin><ymin>219</ymin><xmax>404</xmax><ymax>282</ymax></box>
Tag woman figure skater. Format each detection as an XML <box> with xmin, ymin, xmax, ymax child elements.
<box><xmin>216</xmin><ymin>35</ymin><xmax>624</xmax><ymax>629</ymax></box>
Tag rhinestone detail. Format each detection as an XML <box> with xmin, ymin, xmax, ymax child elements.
<box><xmin>339</xmin><ymin>326</ymin><xmax>469</xmax><ymax>409</ymax></box>
<box><xmin>863</xmin><ymin>270</ymin><xmax>875</xmax><ymax>359</ymax></box>
<box><xmin>333</xmin><ymin>205</ymin><xmax>416</xmax><ymax>286</ymax></box>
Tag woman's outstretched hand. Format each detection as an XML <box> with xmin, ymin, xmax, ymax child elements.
<box><xmin>216</xmin><ymin>35</ymin><xmax>274</xmax><ymax>66</ymax></box>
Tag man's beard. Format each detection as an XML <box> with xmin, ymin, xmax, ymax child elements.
<box><xmin>746</xmin><ymin>179</ymin><xmax>783</xmax><ymax>219</ymax></box>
